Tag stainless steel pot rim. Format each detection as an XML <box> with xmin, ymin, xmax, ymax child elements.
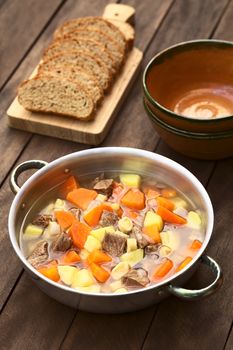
<box><xmin>8</xmin><ymin>147</ymin><xmax>214</xmax><ymax>297</ymax></box>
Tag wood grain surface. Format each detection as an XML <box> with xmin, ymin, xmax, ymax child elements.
<box><xmin>0</xmin><ymin>0</ymin><xmax>232</xmax><ymax>349</ymax></box>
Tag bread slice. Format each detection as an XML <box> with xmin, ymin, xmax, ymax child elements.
<box><xmin>54</xmin><ymin>17</ymin><xmax>127</xmax><ymax>53</ymax></box>
<box><xmin>40</xmin><ymin>50</ymin><xmax>111</xmax><ymax>91</ymax></box>
<box><xmin>43</xmin><ymin>37</ymin><xmax>116</xmax><ymax>75</ymax></box>
<box><xmin>38</xmin><ymin>65</ymin><xmax>103</xmax><ymax>104</ymax></box>
<box><xmin>106</xmin><ymin>19</ymin><xmax>134</xmax><ymax>49</ymax></box>
<box><xmin>61</xmin><ymin>29</ymin><xmax>124</xmax><ymax>69</ymax></box>
<box><xmin>18</xmin><ymin>75</ymin><xmax>95</xmax><ymax>120</ymax></box>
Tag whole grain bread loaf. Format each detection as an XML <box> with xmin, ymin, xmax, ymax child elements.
<box><xmin>40</xmin><ymin>50</ymin><xmax>111</xmax><ymax>90</ymax></box>
<box><xmin>38</xmin><ymin>65</ymin><xmax>103</xmax><ymax>104</ymax></box>
<box><xmin>54</xmin><ymin>17</ymin><xmax>127</xmax><ymax>53</ymax></box>
<box><xmin>61</xmin><ymin>29</ymin><xmax>124</xmax><ymax>69</ymax></box>
<box><xmin>18</xmin><ymin>75</ymin><xmax>95</xmax><ymax>120</ymax></box>
<box><xmin>43</xmin><ymin>37</ymin><xmax>116</xmax><ymax>75</ymax></box>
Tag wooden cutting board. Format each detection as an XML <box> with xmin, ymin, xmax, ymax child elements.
<box><xmin>7</xmin><ymin>4</ymin><xmax>143</xmax><ymax>145</ymax></box>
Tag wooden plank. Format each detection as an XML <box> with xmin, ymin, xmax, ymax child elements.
<box><xmin>225</xmin><ymin>325</ymin><xmax>233</xmax><ymax>350</ymax></box>
<box><xmin>0</xmin><ymin>0</ymin><xmax>64</xmax><ymax>89</ymax></box>
<box><xmin>0</xmin><ymin>1</ymin><xmax>173</xmax><ymax>349</ymax></box>
<box><xmin>0</xmin><ymin>0</ymin><xmax>112</xmax><ymax>185</ymax></box>
<box><xmin>0</xmin><ymin>135</ymin><xmax>87</xmax><ymax>310</ymax></box>
<box><xmin>143</xmin><ymin>157</ymin><xmax>233</xmax><ymax>350</ymax></box>
<box><xmin>7</xmin><ymin>48</ymin><xmax>143</xmax><ymax>145</ymax></box>
<box><xmin>0</xmin><ymin>274</ymin><xmax>75</xmax><ymax>350</ymax></box>
<box><xmin>0</xmin><ymin>0</ymin><xmax>116</xmax><ymax>312</ymax></box>
<box><xmin>60</xmin><ymin>308</ymin><xmax>156</xmax><ymax>350</ymax></box>
<box><xmin>141</xmin><ymin>1</ymin><xmax>233</xmax><ymax>349</ymax></box>
<box><xmin>60</xmin><ymin>0</ymin><xmax>231</xmax><ymax>348</ymax></box>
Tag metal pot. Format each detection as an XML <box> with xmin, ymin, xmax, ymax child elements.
<box><xmin>8</xmin><ymin>147</ymin><xmax>222</xmax><ymax>313</ymax></box>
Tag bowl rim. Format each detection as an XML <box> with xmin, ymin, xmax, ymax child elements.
<box><xmin>144</xmin><ymin>99</ymin><xmax>233</xmax><ymax>139</ymax></box>
<box><xmin>143</xmin><ymin>39</ymin><xmax>233</xmax><ymax>124</ymax></box>
<box><xmin>8</xmin><ymin>147</ymin><xmax>214</xmax><ymax>298</ymax></box>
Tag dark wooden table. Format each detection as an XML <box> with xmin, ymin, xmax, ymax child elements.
<box><xmin>0</xmin><ymin>0</ymin><xmax>233</xmax><ymax>349</ymax></box>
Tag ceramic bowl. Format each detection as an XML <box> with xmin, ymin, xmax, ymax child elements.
<box><xmin>143</xmin><ymin>40</ymin><xmax>233</xmax><ymax>133</ymax></box>
<box><xmin>144</xmin><ymin>99</ymin><xmax>233</xmax><ymax>160</ymax></box>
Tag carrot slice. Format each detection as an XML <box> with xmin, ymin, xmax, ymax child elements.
<box><xmin>87</xmin><ymin>250</ymin><xmax>112</xmax><ymax>265</ymax></box>
<box><xmin>161</xmin><ymin>188</ymin><xmax>177</xmax><ymax>198</ymax></box>
<box><xmin>83</xmin><ymin>205</ymin><xmax>104</xmax><ymax>227</ymax></box>
<box><xmin>70</xmin><ymin>221</ymin><xmax>91</xmax><ymax>249</ymax></box>
<box><xmin>120</xmin><ymin>189</ymin><xmax>145</xmax><ymax>210</ymax></box>
<box><xmin>154</xmin><ymin>259</ymin><xmax>173</xmax><ymax>278</ymax></box>
<box><xmin>60</xmin><ymin>175</ymin><xmax>79</xmax><ymax>197</ymax></box>
<box><xmin>66</xmin><ymin>188</ymin><xmax>97</xmax><ymax>210</ymax></box>
<box><xmin>54</xmin><ymin>210</ymin><xmax>76</xmax><ymax>229</ymax></box>
<box><xmin>38</xmin><ymin>265</ymin><xmax>60</xmax><ymax>282</ymax></box>
<box><xmin>176</xmin><ymin>257</ymin><xmax>192</xmax><ymax>272</ymax></box>
<box><xmin>83</xmin><ymin>204</ymin><xmax>113</xmax><ymax>227</ymax></box>
<box><xmin>190</xmin><ymin>239</ymin><xmax>202</xmax><ymax>250</ymax></box>
<box><xmin>157</xmin><ymin>197</ymin><xmax>175</xmax><ymax>211</ymax></box>
<box><xmin>157</xmin><ymin>206</ymin><xmax>187</xmax><ymax>225</ymax></box>
<box><xmin>61</xmin><ymin>250</ymin><xmax>81</xmax><ymax>264</ymax></box>
<box><xmin>142</xmin><ymin>225</ymin><xmax>161</xmax><ymax>243</ymax></box>
<box><xmin>89</xmin><ymin>263</ymin><xmax>110</xmax><ymax>283</ymax></box>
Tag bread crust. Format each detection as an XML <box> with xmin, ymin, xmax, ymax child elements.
<box><xmin>39</xmin><ymin>50</ymin><xmax>112</xmax><ymax>91</ymax></box>
<box><xmin>18</xmin><ymin>75</ymin><xmax>95</xmax><ymax>120</ymax></box>
<box><xmin>54</xmin><ymin>16</ymin><xmax>127</xmax><ymax>53</ymax></box>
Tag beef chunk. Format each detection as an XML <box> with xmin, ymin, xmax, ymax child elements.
<box><xmin>122</xmin><ymin>268</ymin><xmax>150</xmax><ymax>288</ymax></box>
<box><xmin>130</xmin><ymin>225</ymin><xmax>150</xmax><ymax>249</ymax></box>
<box><xmin>100</xmin><ymin>210</ymin><xmax>118</xmax><ymax>227</ymax></box>
<box><xmin>145</xmin><ymin>244</ymin><xmax>159</xmax><ymax>255</ymax></box>
<box><xmin>93</xmin><ymin>179</ymin><xmax>114</xmax><ymax>197</ymax></box>
<box><xmin>51</xmin><ymin>233</ymin><xmax>71</xmax><ymax>252</ymax></box>
<box><xmin>102</xmin><ymin>233</ymin><xmax>126</xmax><ymax>257</ymax></box>
<box><xmin>32</xmin><ymin>214</ymin><xmax>52</xmax><ymax>229</ymax></box>
<box><xmin>68</xmin><ymin>207</ymin><xmax>81</xmax><ymax>220</ymax></box>
<box><xmin>27</xmin><ymin>241</ymin><xmax>48</xmax><ymax>268</ymax></box>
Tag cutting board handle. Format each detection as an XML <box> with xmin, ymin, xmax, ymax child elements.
<box><xmin>102</xmin><ymin>3</ymin><xmax>135</xmax><ymax>24</ymax></box>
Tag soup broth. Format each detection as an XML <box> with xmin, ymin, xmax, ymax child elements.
<box><xmin>20</xmin><ymin>173</ymin><xmax>204</xmax><ymax>294</ymax></box>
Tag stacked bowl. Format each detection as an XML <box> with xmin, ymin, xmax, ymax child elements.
<box><xmin>143</xmin><ymin>40</ymin><xmax>233</xmax><ymax>159</ymax></box>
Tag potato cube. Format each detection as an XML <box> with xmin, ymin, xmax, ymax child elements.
<box><xmin>110</xmin><ymin>280</ymin><xmax>123</xmax><ymax>292</ymax></box>
<box><xmin>84</xmin><ymin>235</ymin><xmax>101</xmax><ymax>252</ymax></box>
<box><xmin>90</xmin><ymin>226</ymin><xmax>115</xmax><ymax>242</ymax></box>
<box><xmin>120</xmin><ymin>174</ymin><xmax>141</xmax><ymax>188</ymax></box>
<box><xmin>144</xmin><ymin>211</ymin><xmax>163</xmax><ymax>231</ymax></box>
<box><xmin>160</xmin><ymin>231</ymin><xmax>179</xmax><ymax>250</ymax></box>
<box><xmin>159</xmin><ymin>245</ymin><xmax>172</xmax><ymax>257</ymax></box>
<box><xmin>58</xmin><ymin>266</ymin><xmax>78</xmax><ymax>286</ymax></box>
<box><xmin>72</xmin><ymin>269</ymin><xmax>95</xmax><ymax>288</ymax></box>
<box><xmin>187</xmin><ymin>211</ymin><xmax>202</xmax><ymax>229</ymax></box>
<box><xmin>79</xmin><ymin>249</ymin><xmax>89</xmax><ymax>260</ymax></box>
<box><xmin>109</xmin><ymin>202</ymin><xmax>120</xmax><ymax>211</ymax></box>
<box><xmin>96</xmin><ymin>194</ymin><xmax>107</xmax><ymax>202</ymax></box>
<box><xmin>111</xmin><ymin>262</ymin><xmax>130</xmax><ymax>280</ymax></box>
<box><xmin>76</xmin><ymin>284</ymin><xmax>101</xmax><ymax>293</ymax></box>
<box><xmin>114</xmin><ymin>288</ymin><xmax>128</xmax><ymax>293</ymax></box>
<box><xmin>171</xmin><ymin>197</ymin><xmax>188</xmax><ymax>209</ymax></box>
<box><xmin>24</xmin><ymin>224</ymin><xmax>43</xmax><ymax>239</ymax></box>
<box><xmin>127</xmin><ymin>238</ymin><xmax>137</xmax><ymax>252</ymax></box>
<box><xmin>54</xmin><ymin>198</ymin><xmax>66</xmax><ymax>210</ymax></box>
<box><xmin>120</xmin><ymin>249</ymin><xmax>144</xmax><ymax>267</ymax></box>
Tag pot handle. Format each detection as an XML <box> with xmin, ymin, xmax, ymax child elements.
<box><xmin>10</xmin><ymin>160</ymin><xmax>48</xmax><ymax>194</ymax></box>
<box><xmin>168</xmin><ymin>255</ymin><xmax>223</xmax><ymax>300</ymax></box>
